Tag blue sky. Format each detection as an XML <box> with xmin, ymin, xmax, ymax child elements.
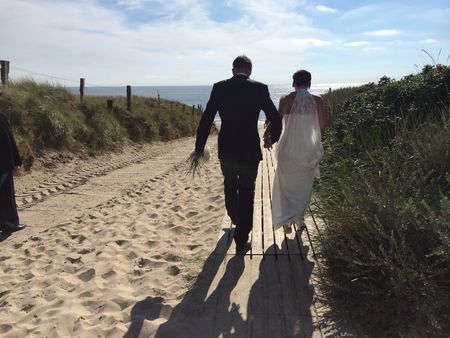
<box><xmin>1</xmin><ymin>0</ymin><xmax>449</xmax><ymax>86</ymax></box>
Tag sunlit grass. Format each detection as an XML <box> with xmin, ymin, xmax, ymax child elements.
<box><xmin>0</xmin><ymin>79</ymin><xmax>202</xmax><ymax>169</ymax></box>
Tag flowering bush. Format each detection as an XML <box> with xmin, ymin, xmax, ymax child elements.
<box><xmin>378</xmin><ymin>75</ymin><xmax>391</xmax><ymax>85</ymax></box>
<box><xmin>317</xmin><ymin>65</ymin><xmax>450</xmax><ymax>337</ymax></box>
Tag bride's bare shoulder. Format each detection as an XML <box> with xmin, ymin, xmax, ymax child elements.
<box><xmin>280</xmin><ymin>91</ymin><xmax>296</xmax><ymax>103</ymax></box>
<box><xmin>279</xmin><ymin>91</ymin><xmax>296</xmax><ymax>116</ymax></box>
<box><xmin>312</xmin><ymin>93</ymin><xmax>324</xmax><ymax>104</ymax></box>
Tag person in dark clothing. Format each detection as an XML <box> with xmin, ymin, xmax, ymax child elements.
<box><xmin>0</xmin><ymin>113</ymin><xmax>26</xmax><ymax>234</ymax></box>
<box><xmin>194</xmin><ymin>55</ymin><xmax>282</xmax><ymax>254</ymax></box>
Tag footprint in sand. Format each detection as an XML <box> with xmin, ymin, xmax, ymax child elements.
<box><xmin>101</xmin><ymin>270</ymin><xmax>117</xmax><ymax>280</ymax></box>
<box><xmin>115</xmin><ymin>239</ymin><xmax>130</xmax><ymax>247</ymax></box>
<box><xmin>171</xmin><ymin>205</ymin><xmax>182</xmax><ymax>212</ymax></box>
<box><xmin>77</xmin><ymin>248</ymin><xmax>94</xmax><ymax>255</ymax></box>
<box><xmin>166</xmin><ymin>265</ymin><xmax>181</xmax><ymax>276</ymax></box>
<box><xmin>70</xmin><ymin>234</ymin><xmax>87</xmax><ymax>244</ymax></box>
<box><xmin>163</xmin><ymin>253</ymin><xmax>182</xmax><ymax>262</ymax></box>
<box><xmin>78</xmin><ymin>268</ymin><xmax>96</xmax><ymax>282</ymax></box>
<box><xmin>186</xmin><ymin>211</ymin><xmax>198</xmax><ymax>218</ymax></box>
<box><xmin>127</xmin><ymin>250</ymin><xmax>138</xmax><ymax>260</ymax></box>
<box><xmin>144</xmin><ymin>240</ymin><xmax>158</xmax><ymax>249</ymax></box>
<box><xmin>66</xmin><ymin>256</ymin><xmax>82</xmax><ymax>264</ymax></box>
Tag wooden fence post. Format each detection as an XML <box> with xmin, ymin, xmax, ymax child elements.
<box><xmin>107</xmin><ymin>99</ymin><xmax>114</xmax><ymax>111</ymax></box>
<box><xmin>126</xmin><ymin>85</ymin><xmax>131</xmax><ymax>111</ymax></box>
<box><xmin>192</xmin><ymin>105</ymin><xmax>195</xmax><ymax>116</ymax></box>
<box><xmin>1</xmin><ymin>60</ymin><xmax>10</xmax><ymax>86</ymax></box>
<box><xmin>79</xmin><ymin>78</ymin><xmax>85</xmax><ymax>103</ymax></box>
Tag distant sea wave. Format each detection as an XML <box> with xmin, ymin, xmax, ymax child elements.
<box><xmin>67</xmin><ymin>82</ymin><xmax>362</xmax><ymax>121</ymax></box>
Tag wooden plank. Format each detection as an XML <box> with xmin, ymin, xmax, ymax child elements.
<box><xmin>300</xmin><ymin>212</ymin><xmax>329</xmax><ymax>338</ymax></box>
<box><xmin>215</xmin><ymin>212</ymin><xmax>234</xmax><ymax>255</ymax></box>
<box><xmin>262</xmin><ymin>256</ymin><xmax>286</xmax><ymax>337</ymax></box>
<box><xmin>246</xmin><ymin>255</ymin><xmax>266</xmax><ymax>337</ymax></box>
<box><xmin>212</xmin><ymin>255</ymin><xmax>247</xmax><ymax>335</ymax></box>
<box><xmin>261</xmin><ymin>149</ymin><xmax>276</xmax><ymax>256</ymax></box>
<box><xmin>264</xmin><ymin>149</ymin><xmax>286</xmax><ymax>256</ymax></box>
<box><xmin>282</xmin><ymin>227</ymin><xmax>304</xmax><ymax>257</ymax></box>
<box><xmin>251</xmin><ymin>163</ymin><xmax>263</xmax><ymax>256</ymax></box>
<box><xmin>279</xmin><ymin>255</ymin><xmax>324</xmax><ymax>338</ymax></box>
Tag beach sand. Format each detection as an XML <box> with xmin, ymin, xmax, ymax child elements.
<box><xmin>0</xmin><ymin>136</ymin><xmax>225</xmax><ymax>337</ymax></box>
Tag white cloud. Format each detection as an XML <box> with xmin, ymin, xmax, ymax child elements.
<box><xmin>0</xmin><ymin>0</ymin><xmax>334</xmax><ymax>85</ymax></box>
<box><xmin>344</xmin><ymin>41</ymin><xmax>374</xmax><ymax>47</ymax></box>
<box><xmin>292</xmin><ymin>38</ymin><xmax>332</xmax><ymax>47</ymax></box>
<box><xmin>314</xmin><ymin>5</ymin><xmax>337</xmax><ymax>13</ymax></box>
<box><xmin>365</xmin><ymin>29</ymin><xmax>399</xmax><ymax>37</ymax></box>
<box><xmin>423</xmin><ymin>38</ymin><xmax>437</xmax><ymax>44</ymax></box>
<box><xmin>362</xmin><ymin>47</ymin><xmax>385</xmax><ymax>52</ymax></box>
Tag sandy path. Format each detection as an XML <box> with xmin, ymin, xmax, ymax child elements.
<box><xmin>0</xmin><ymin>137</ymin><xmax>225</xmax><ymax>337</ymax></box>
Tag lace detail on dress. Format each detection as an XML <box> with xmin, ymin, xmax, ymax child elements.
<box><xmin>276</xmin><ymin>88</ymin><xmax>323</xmax><ymax>168</ymax></box>
<box><xmin>289</xmin><ymin>88</ymin><xmax>317</xmax><ymax>116</ymax></box>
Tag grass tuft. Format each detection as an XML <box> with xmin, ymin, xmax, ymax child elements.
<box><xmin>0</xmin><ymin>79</ymin><xmax>202</xmax><ymax>169</ymax></box>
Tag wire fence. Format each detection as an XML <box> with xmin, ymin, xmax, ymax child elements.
<box><xmin>8</xmin><ymin>64</ymin><xmax>104</xmax><ymax>87</ymax></box>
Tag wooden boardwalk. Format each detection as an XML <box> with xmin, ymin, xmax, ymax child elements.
<box><xmin>153</xmin><ymin>142</ymin><xmax>330</xmax><ymax>338</ymax></box>
<box><xmin>215</xmin><ymin>147</ymin><xmax>307</xmax><ymax>259</ymax></box>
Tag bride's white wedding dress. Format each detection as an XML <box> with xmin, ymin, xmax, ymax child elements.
<box><xmin>271</xmin><ymin>88</ymin><xmax>323</xmax><ymax>229</ymax></box>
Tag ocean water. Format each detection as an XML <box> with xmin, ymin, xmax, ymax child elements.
<box><xmin>68</xmin><ymin>82</ymin><xmax>359</xmax><ymax>121</ymax></box>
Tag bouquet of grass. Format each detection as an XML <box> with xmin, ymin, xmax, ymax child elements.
<box><xmin>186</xmin><ymin>146</ymin><xmax>211</xmax><ymax>177</ymax></box>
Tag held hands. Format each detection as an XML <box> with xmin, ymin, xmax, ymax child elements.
<box><xmin>263</xmin><ymin>122</ymin><xmax>273</xmax><ymax>150</ymax></box>
<box><xmin>13</xmin><ymin>166</ymin><xmax>21</xmax><ymax>177</ymax></box>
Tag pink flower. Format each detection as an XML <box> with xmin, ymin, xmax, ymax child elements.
<box><xmin>393</xmin><ymin>135</ymin><xmax>401</xmax><ymax>142</ymax></box>
<box><xmin>378</xmin><ymin>75</ymin><xmax>390</xmax><ymax>85</ymax></box>
<box><xmin>436</xmin><ymin>64</ymin><xmax>443</xmax><ymax>70</ymax></box>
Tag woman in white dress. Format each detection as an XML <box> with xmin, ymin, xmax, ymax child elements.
<box><xmin>270</xmin><ymin>70</ymin><xmax>326</xmax><ymax>234</ymax></box>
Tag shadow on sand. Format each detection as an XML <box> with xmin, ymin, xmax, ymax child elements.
<box><xmin>124</xmin><ymin>230</ymin><xmax>317</xmax><ymax>338</ymax></box>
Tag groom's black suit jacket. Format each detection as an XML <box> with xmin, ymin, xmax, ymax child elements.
<box><xmin>195</xmin><ymin>74</ymin><xmax>282</xmax><ymax>162</ymax></box>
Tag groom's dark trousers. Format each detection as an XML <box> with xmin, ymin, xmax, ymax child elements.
<box><xmin>220</xmin><ymin>158</ymin><xmax>259</xmax><ymax>246</ymax></box>
<box><xmin>195</xmin><ymin>74</ymin><xmax>282</xmax><ymax>248</ymax></box>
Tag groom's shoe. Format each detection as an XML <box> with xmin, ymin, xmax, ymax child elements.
<box><xmin>3</xmin><ymin>222</ymin><xmax>27</xmax><ymax>233</ymax></box>
<box><xmin>235</xmin><ymin>241</ymin><xmax>251</xmax><ymax>255</ymax></box>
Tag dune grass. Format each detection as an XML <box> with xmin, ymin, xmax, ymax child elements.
<box><xmin>0</xmin><ymin>79</ymin><xmax>202</xmax><ymax>169</ymax></box>
<box><xmin>315</xmin><ymin>65</ymin><xmax>450</xmax><ymax>337</ymax></box>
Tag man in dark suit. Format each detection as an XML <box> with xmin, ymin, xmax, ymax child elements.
<box><xmin>0</xmin><ymin>113</ymin><xmax>26</xmax><ymax>234</ymax></box>
<box><xmin>195</xmin><ymin>55</ymin><xmax>282</xmax><ymax>254</ymax></box>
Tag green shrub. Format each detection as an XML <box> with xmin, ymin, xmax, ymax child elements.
<box><xmin>316</xmin><ymin>65</ymin><xmax>450</xmax><ymax>337</ymax></box>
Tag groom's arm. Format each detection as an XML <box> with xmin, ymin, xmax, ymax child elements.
<box><xmin>195</xmin><ymin>84</ymin><xmax>219</xmax><ymax>153</ymax></box>
<box><xmin>261</xmin><ymin>85</ymin><xmax>282</xmax><ymax>143</ymax></box>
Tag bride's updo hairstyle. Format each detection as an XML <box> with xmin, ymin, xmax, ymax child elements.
<box><xmin>233</xmin><ymin>55</ymin><xmax>252</xmax><ymax>73</ymax></box>
<box><xmin>293</xmin><ymin>70</ymin><xmax>312</xmax><ymax>88</ymax></box>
